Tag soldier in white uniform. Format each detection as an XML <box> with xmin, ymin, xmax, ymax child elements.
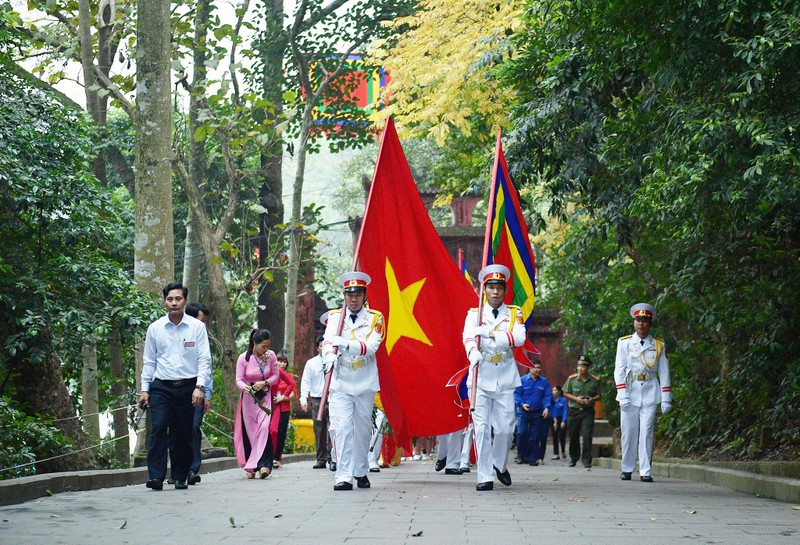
<box><xmin>462</xmin><ymin>264</ymin><xmax>526</xmax><ymax>491</ymax></box>
<box><xmin>322</xmin><ymin>271</ymin><xmax>385</xmax><ymax>491</ymax></box>
<box><xmin>614</xmin><ymin>303</ymin><xmax>672</xmax><ymax>482</ymax></box>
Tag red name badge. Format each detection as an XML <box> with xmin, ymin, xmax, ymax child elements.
<box><xmin>184</xmin><ymin>341</ymin><xmax>196</xmax><ymax>347</ymax></box>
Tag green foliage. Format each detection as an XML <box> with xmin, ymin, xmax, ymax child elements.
<box><xmin>0</xmin><ymin>398</ymin><xmax>71</xmax><ymax>480</ymax></box>
<box><xmin>0</xmin><ymin>61</ymin><xmax>159</xmax><ymax>456</ymax></box>
<box><xmin>506</xmin><ymin>0</ymin><xmax>800</xmax><ymax>459</ymax></box>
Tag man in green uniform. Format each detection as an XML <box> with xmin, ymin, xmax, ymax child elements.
<box><xmin>563</xmin><ymin>355</ymin><xmax>602</xmax><ymax>468</ymax></box>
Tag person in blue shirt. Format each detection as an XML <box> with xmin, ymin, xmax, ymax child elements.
<box><xmin>550</xmin><ymin>385</ymin><xmax>568</xmax><ymax>460</ymax></box>
<box><xmin>513</xmin><ymin>356</ymin><xmax>552</xmax><ymax>465</ymax></box>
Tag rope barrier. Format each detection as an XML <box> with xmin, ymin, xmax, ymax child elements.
<box><xmin>1</xmin><ymin>407</ymin><xmax>233</xmax><ymax>475</ymax></box>
<box><xmin>0</xmin><ymin>432</ymin><xmax>132</xmax><ymax>475</ymax></box>
<box><xmin>208</xmin><ymin>409</ymin><xmax>234</xmax><ymax>423</ymax></box>
<box><xmin>50</xmin><ymin>404</ymin><xmax>137</xmax><ymax>423</ymax></box>
<box><xmin>202</xmin><ymin>419</ymin><xmax>233</xmax><ymax>440</ymax></box>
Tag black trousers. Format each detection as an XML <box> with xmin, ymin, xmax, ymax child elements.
<box><xmin>551</xmin><ymin>417</ymin><xmax>567</xmax><ymax>456</ymax></box>
<box><xmin>148</xmin><ymin>378</ymin><xmax>196</xmax><ymax>482</ymax></box>
<box><xmin>275</xmin><ymin>411</ymin><xmax>290</xmax><ymax>461</ymax></box>
<box><xmin>310</xmin><ymin>396</ymin><xmax>332</xmax><ymax>463</ymax></box>
<box><xmin>568</xmin><ymin>407</ymin><xmax>595</xmax><ymax>465</ymax></box>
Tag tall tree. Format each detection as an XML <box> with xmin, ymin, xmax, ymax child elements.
<box><xmin>279</xmin><ymin>0</ymin><xmax>416</xmax><ymax>364</ymax></box>
<box><xmin>504</xmin><ymin>0</ymin><xmax>800</xmax><ymax>457</ymax></box>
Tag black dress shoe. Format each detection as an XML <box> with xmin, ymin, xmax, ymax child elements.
<box><xmin>568</xmin><ymin>461</ymin><xmax>577</xmax><ymax>467</ymax></box>
<box><xmin>313</xmin><ymin>461</ymin><xmax>327</xmax><ymax>469</ymax></box>
<box><xmin>640</xmin><ymin>475</ymin><xmax>654</xmax><ymax>482</ymax></box>
<box><xmin>445</xmin><ymin>468</ymin><xmax>461</xmax><ymax>475</ymax></box>
<box><xmin>146</xmin><ymin>479</ymin><xmax>163</xmax><ymax>491</ymax></box>
<box><xmin>369</xmin><ymin>467</ymin><xmax>381</xmax><ymax>473</ymax></box>
<box><xmin>187</xmin><ymin>471</ymin><xmax>201</xmax><ymax>485</ymax></box>
<box><xmin>166</xmin><ymin>478</ymin><xmax>176</xmax><ymax>485</ymax></box>
<box><xmin>583</xmin><ymin>463</ymin><xmax>592</xmax><ymax>469</ymax></box>
<box><xmin>514</xmin><ymin>458</ymin><xmax>525</xmax><ymax>465</ymax></box>
<box><xmin>459</xmin><ymin>467</ymin><xmax>470</xmax><ymax>473</ymax></box>
<box><xmin>620</xmin><ymin>472</ymin><xmax>632</xmax><ymax>481</ymax></box>
<box><xmin>476</xmin><ymin>481</ymin><xmax>494</xmax><ymax>491</ymax></box>
<box><xmin>329</xmin><ymin>461</ymin><xmax>337</xmax><ymax>472</ymax></box>
<box><xmin>529</xmin><ymin>460</ymin><xmax>539</xmax><ymax>466</ymax></box>
<box><xmin>434</xmin><ymin>458</ymin><xmax>447</xmax><ymax>472</ymax></box>
<box><xmin>493</xmin><ymin>466</ymin><xmax>512</xmax><ymax>486</ymax></box>
<box><xmin>175</xmin><ymin>480</ymin><xmax>188</xmax><ymax>490</ymax></box>
<box><xmin>356</xmin><ymin>475</ymin><xmax>370</xmax><ymax>488</ymax></box>
<box><xmin>334</xmin><ymin>481</ymin><xmax>353</xmax><ymax>491</ymax></box>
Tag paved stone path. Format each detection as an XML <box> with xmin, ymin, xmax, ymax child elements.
<box><xmin>1</xmin><ymin>456</ymin><xmax>797</xmax><ymax>545</ymax></box>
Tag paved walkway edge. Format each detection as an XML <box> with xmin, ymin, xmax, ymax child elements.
<box><xmin>2</xmin><ymin>453</ymin><xmax>797</xmax><ymax>506</ymax></box>
<box><xmin>0</xmin><ymin>453</ymin><xmax>315</xmax><ymax>506</ymax></box>
<box><xmin>593</xmin><ymin>457</ymin><xmax>800</xmax><ymax>503</ymax></box>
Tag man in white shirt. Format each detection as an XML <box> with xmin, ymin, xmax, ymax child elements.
<box><xmin>139</xmin><ymin>283</ymin><xmax>211</xmax><ymax>491</ymax></box>
<box><xmin>299</xmin><ymin>335</ymin><xmax>332</xmax><ymax>469</ymax></box>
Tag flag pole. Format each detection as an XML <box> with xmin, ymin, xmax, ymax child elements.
<box><xmin>470</xmin><ymin>131</ymin><xmax>504</xmax><ymax>411</ymax></box>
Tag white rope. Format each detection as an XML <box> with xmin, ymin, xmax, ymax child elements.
<box><xmin>50</xmin><ymin>404</ymin><xmax>137</xmax><ymax>423</ymax></box>
<box><xmin>0</xmin><ymin>432</ymin><xmax>132</xmax><ymax>474</ymax></box>
<box><xmin>208</xmin><ymin>409</ymin><xmax>234</xmax><ymax>423</ymax></box>
<box><xmin>202</xmin><ymin>419</ymin><xmax>233</xmax><ymax>440</ymax></box>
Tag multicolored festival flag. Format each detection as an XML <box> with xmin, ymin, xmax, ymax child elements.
<box><xmin>483</xmin><ymin>133</ymin><xmax>537</xmax><ymax>329</ymax></box>
<box><xmin>458</xmin><ymin>248</ymin><xmax>475</xmax><ymax>290</ymax></box>
<box><xmin>354</xmin><ymin>118</ymin><xmax>476</xmax><ymax>443</ymax></box>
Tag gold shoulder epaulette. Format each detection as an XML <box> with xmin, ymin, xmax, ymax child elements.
<box><xmin>568</xmin><ymin>373</ymin><xmax>578</xmax><ymax>379</ymax></box>
<box><xmin>507</xmin><ymin>305</ymin><xmax>521</xmax><ymax>310</ymax></box>
<box><xmin>656</xmin><ymin>337</ymin><xmax>664</xmax><ymax>342</ymax></box>
<box><xmin>619</xmin><ymin>334</ymin><xmax>632</xmax><ymax>340</ymax></box>
<box><xmin>330</xmin><ymin>309</ymin><xmax>343</xmax><ymax>315</ymax></box>
<box><xmin>367</xmin><ymin>308</ymin><xmax>384</xmax><ymax>318</ymax></box>
<box><xmin>469</xmin><ymin>307</ymin><xmax>479</xmax><ymax>312</ymax></box>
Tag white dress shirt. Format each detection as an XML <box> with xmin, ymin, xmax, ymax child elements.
<box><xmin>299</xmin><ymin>354</ymin><xmax>325</xmax><ymax>403</ymax></box>
<box><xmin>141</xmin><ymin>313</ymin><xmax>212</xmax><ymax>393</ymax></box>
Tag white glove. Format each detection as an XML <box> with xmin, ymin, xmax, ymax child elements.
<box><xmin>473</xmin><ymin>326</ymin><xmax>492</xmax><ymax>339</ymax></box>
<box><xmin>322</xmin><ymin>353</ymin><xmax>336</xmax><ymax>373</ymax></box>
<box><xmin>619</xmin><ymin>401</ymin><xmax>631</xmax><ymax>412</ymax></box>
<box><xmin>661</xmin><ymin>402</ymin><xmax>672</xmax><ymax>414</ymax></box>
<box><xmin>331</xmin><ymin>336</ymin><xmax>350</xmax><ymax>351</ymax></box>
<box><xmin>468</xmin><ymin>350</ymin><xmax>483</xmax><ymax>365</ymax></box>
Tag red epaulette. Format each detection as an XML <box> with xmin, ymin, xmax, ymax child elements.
<box><xmin>592</xmin><ymin>375</ymin><xmax>600</xmax><ymax>381</ymax></box>
<box><xmin>568</xmin><ymin>373</ymin><xmax>577</xmax><ymax>379</ymax></box>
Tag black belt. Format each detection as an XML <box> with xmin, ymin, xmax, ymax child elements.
<box><xmin>157</xmin><ymin>378</ymin><xmax>196</xmax><ymax>388</ymax></box>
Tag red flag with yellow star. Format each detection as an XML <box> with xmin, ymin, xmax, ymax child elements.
<box><xmin>353</xmin><ymin>118</ymin><xmax>476</xmax><ymax>442</ymax></box>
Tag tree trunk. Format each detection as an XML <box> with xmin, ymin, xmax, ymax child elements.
<box><xmin>134</xmin><ymin>0</ymin><xmax>175</xmax><ymax>454</ymax></box>
<box><xmin>182</xmin><ymin>0</ymin><xmax>210</xmax><ymax>304</ymax></box>
<box><xmin>108</xmin><ymin>326</ymin><xmax>130</xmax><ymax>466</ymax></box>
<box><xmin>283</xmin><ymin>106</ymin><xmax>313</xmax><ymax>364</ymax></box>
<box><xmin>34</xmin><ymin>327</ymin><xmax>97</xmax><ymax>473</ymax></box>
<box><xmin>183</xmin><ymin>208</ymin><xmax>202</xmax><ymax>301</ymax></box>
<box><xmin>80</xmin><ymin>342</ymin><xmax>100</xmax><ymax>438</ymax></box>
<box><xmin>257</xmin><ymin>0</ymin><xmax>287</xmax><ymax>347</ymax></box>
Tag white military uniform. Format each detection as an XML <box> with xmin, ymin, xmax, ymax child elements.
<box><xmin>462</xmin><ymin>302</ymin><xmax>526</xmax><ymax>485</ymax></box>
<box><xmin>435</xmin><ymin>430</ymin><xmax>463</xmax><ymax>471</ymax></box>
<box><xmin>323</xmin><ymin>306</ymin><xmax>384</xmax><ymax>484</ymax></box>
<box><xmin>614</xmin><ymin>333</ymin><xmax>671</xmax><ymax>477</ymax></box>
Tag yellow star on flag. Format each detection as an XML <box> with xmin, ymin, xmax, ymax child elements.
<box><xmin>384</xmin><ymin>258</ymin><xmax>432</xmax><ymax>355</ymax></box>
